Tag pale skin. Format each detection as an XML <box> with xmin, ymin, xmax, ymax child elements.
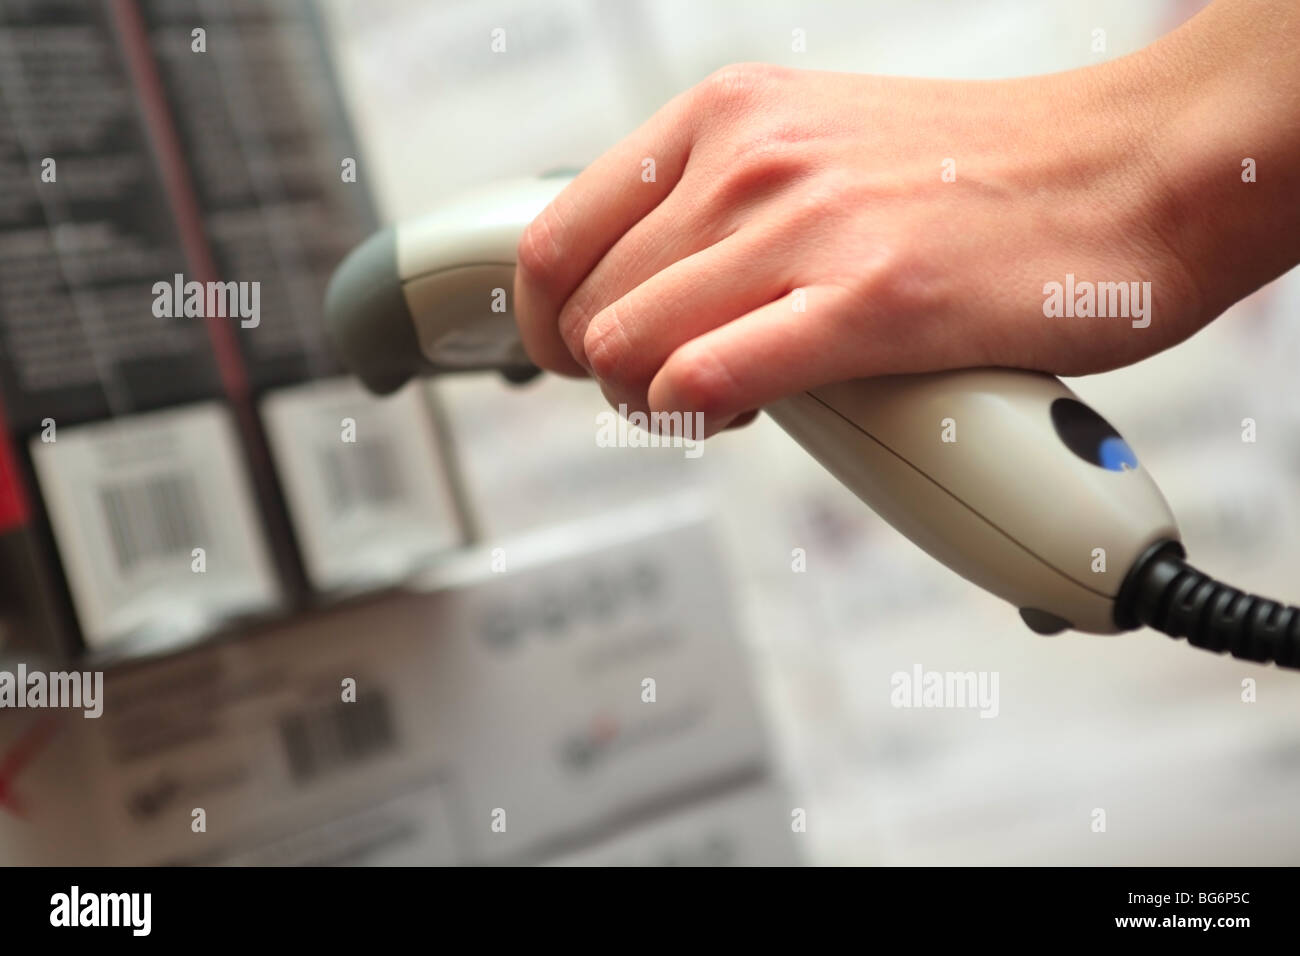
<box><xmin>513</xmin><ymin>0</ymin><xmax>1300</xmax><ymax>436</ymax></box>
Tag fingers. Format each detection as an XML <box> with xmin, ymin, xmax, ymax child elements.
<box><xmin>579</xmin><ymin>229</ymin><xmax>791</xmax><ymax>411</ymax></box>
<box><xmin>514</xmin><ymin>92</ymin><xmax>696</xmax><ymax>376</ymax></box>
<box><xmin>647</xmin><ymin>285</ymin><xmax>873</xmax><ymax>436</ymax></box>
<box><xmin>555</xmin><ymin>173</ymin><xmax>729</xmax><ymax>374</ymax></box>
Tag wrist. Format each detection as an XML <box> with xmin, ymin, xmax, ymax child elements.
<box><xmin>1117</xmin><ymin>3</ymin><xmax>1300</xmax><ymax>322</ymax></box>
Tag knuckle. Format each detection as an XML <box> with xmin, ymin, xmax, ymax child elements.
<box><xmin>557</xmin><ymin>287</ymin><xmax>598</xmax><ymax>361</ymax></box>
<box><xmin>583</xmin><ymin>306</ymin><xmax>631</xmax><ymax>383</ymax></box>
<box><xmin>698</xmin><ymin>62</ymin><xmax>787</xmax><ymax>109</ymax></box>
<box><xmin>516</xmin><ymin>201</ymin><xmax>566</xmax><ymax>289</ymax></box>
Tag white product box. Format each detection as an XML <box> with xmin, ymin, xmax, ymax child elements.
<box><xmin>260</xmin><ymin>377</ymin><xmax>464</xmax><ymax>593</ymax></box>
<box><xmin>28</xmin><ymin>505</ymin><xmax>781</xmax><ymax>866</ymax></box>
<box><xmin>28</xmin><ymin>402</ymin><xmax>282</xmax><ymax>653</ymax></box>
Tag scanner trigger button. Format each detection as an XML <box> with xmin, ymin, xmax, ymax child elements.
<box><xmin>1018</xmin><ymin>607</ymin><xmax>1072</xmax><ymax>635</ymax></box>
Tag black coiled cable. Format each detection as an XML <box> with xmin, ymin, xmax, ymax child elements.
<box><xmin>1115</xmin><ymin>540</ymin><xmax>1300</xmax><ymax>669</ymax></box>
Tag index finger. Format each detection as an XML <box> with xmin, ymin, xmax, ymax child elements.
<box><xmin>513</xmin><ymin>91</ymin><xmax>697</xmax><ymax>375</ymax></box>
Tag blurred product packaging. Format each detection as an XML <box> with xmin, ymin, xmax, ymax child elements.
<box><xmin>0</xmin><ymin>0</ymin><xmax>796</xmax><ymax>866</ymax></box>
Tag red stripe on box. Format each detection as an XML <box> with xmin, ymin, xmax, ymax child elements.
<box><xmin>0</xmin><ymin>394</ymin><xmax>30</xmax><ymax>532</ymax></box>
<box><xmin>108</xmin><ymin>0</ymin><xmax>249</xmax><ymax>400</ymax></box>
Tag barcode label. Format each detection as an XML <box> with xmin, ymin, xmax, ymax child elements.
<box><xmin>98</xmin><ymin>472</ymin><xmax>207</xmax><ymax>573</ymax></box>
<box><xmin>29</xmin><ymin>402</ymin><xmax>281</xmax><ymax>649</ymax></box>
<box><xmin>259</xmin><ymin>379</ymin><xmax>462</xmax><ymax>591</ymax></box>
<box><xmin>279</xmin><ymin>693</ymin><xmax>397</xmax><ymax>785</ymax></box>
<box><xmin>316</xmin><ymin>440</ymin><xmax>402</xmax><ymax>516</ymax></box>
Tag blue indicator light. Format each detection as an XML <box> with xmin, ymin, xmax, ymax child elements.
<box><xmin>1098</xmin><ymin>436</ymin><xmax>1138</xmax><ymax>472</ymax></box>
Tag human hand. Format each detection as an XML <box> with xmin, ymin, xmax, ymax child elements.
<box><xmin>513</xmin><ymin>3</ymin><xmax>1300</xmax><ymax>435</ymax></box>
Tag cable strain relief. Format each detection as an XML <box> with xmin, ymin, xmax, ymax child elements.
<box><xmin>1113</xmin><ymin>538</ymin><xmax>1186</xmax><ymax>631</ymax></box>
<box><xmin>1116</xmin><ymin>539</ymin><xmax>1300</xmax><ymax>669</ymax></box>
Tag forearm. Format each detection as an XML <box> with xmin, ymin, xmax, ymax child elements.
<box><xmin>1131</xmin><ymin>0</ymin><xmax>1300</xmax><ymax>321</ymax></box>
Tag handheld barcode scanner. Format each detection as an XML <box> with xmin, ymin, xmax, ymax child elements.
<box><xmin>325</xmin><ymin>174</ymin><xmax>1300</xmax><ymax>668</ymax></box>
